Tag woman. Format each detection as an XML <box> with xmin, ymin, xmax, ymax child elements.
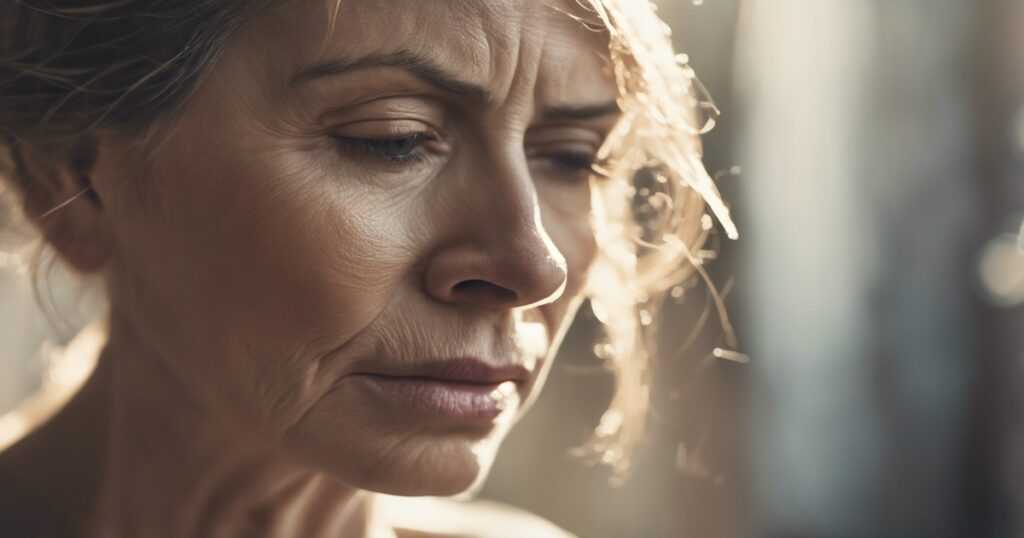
<box><xmin>0</xmin><ymin>0</ymin><xmax>735</xmax><ymax>536</ymax></box>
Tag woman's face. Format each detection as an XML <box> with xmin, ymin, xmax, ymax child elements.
<box><xmin>91</xmin><ymin>0</ymin><xmax>617</xmax><ymax>495</ymax></box>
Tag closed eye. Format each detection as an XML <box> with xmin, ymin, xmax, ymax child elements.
<box><xmin>527</xmin><ymin>145</ymin><xmax>602</xmax><ymax>182</ymax></box>
<box><xmin>545</xmin><ymin>151</ymin><xmax>596</xmax><ymax>172</ymax></box>
<box><xmin>332</xmin><ymin>133</ymin><xmax>432</xmax><ymax>164</ymax></box>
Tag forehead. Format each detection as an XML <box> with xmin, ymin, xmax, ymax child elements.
<box><xmin>247</xmin><ymin>0</ymin><xmax>614</xmax><ymax>106</ymax></box>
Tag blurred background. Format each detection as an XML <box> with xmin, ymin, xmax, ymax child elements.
<box><xmin>3</xmin><ymin>0</ymin><xmax>1024</xmax><ymax>537</ymax></box>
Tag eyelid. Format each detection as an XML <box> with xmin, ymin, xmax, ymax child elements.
<box><xmin>527</xmin><ymin>145</ymin><xmax>599</xmax><ymax>161</ymax></box>
<box><xmin>330</xmin><ymin>118</ymin><xmax>440</xmax><ymax>140</ymax></box>
<box><xmin>525</xmin><ymin>139</ymin><xmax>601</xmax><ymax>158</ymax></box>
<box><xmin>328</xmin><ymin>118</ymin><xmax>450</xmax><ymax>170</ymax></box>
<box><xmin>319</xmin><ymin>95</ymin><xmax>446</xmax><ymax>127</ymax></box>
<box><xmin>526</xmin><ymin>125</ymin><xmax>606</xmax><ymax>147</ymax></box>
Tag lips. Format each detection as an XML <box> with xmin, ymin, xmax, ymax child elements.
<box><xmin>353</xmin><ymin>358</ymin><xmax>530</xmax><ymax>385</ymax></box>
<box><xmin>344</xmin><ymin>358</ymin><xmax>531</xmax><ymax>422</ymax></box>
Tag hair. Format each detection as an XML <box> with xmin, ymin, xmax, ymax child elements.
<box><xmin>0</xmin><ymin>0</ymin><xmax>735</xmax><ymax>477</ymax></box>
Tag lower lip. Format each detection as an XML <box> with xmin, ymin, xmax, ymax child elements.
<box><xmin>350</xmin><ymin>375</ymin><xmax>521</xmax><ymax>421</ymax></box>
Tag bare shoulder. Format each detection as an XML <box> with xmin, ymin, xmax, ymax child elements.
<box><xmin>378</xmin><ymin>495</ymin><xmax>577</xmax><ymax>538</ymax></box>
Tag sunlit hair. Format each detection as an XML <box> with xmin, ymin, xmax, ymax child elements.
<box><xmin>573</xmin><ymin>0</ymin><xmax>737</xmax><ymax>475</ymax></box>
<box><xmin>0</xmin><ymin>0</ymin><xmax>736</xmax><ymax>477</ymax></box>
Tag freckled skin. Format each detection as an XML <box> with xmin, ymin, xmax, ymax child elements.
<box><xmin>2</xmin><ymin>0</ymin><xmax>618</xmax><ymax>536</ymax></box>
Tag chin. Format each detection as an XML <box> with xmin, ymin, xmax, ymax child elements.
<box><xmin>290</xmin><ymin>423</ymin><xmax>509</xmax><ymax>497</ymax></box>
<box><xmin>361</xmin><ymin>436</ymin><xmax>504</xmax><ymax>497</ymax></box>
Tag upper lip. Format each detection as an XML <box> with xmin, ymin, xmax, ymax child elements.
<box><xmin>350</xmin><ymin>357</ymin><xmax>531</xmax><ymax>385</ymax></box>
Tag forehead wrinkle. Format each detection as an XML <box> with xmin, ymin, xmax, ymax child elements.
<box><xmin>255</xmin><ymin>0</ymin><xmax>501</xmax><ymax>96</ymax></box>
<box><xmin>484</xmin><ymin>18</ymin><xmax>531</xmax><ymax>113</ymax></box>
<box><xmin>533</xmin><ymin>1</ymin><xmax>615</xmax><ymax>111</ymax></box>
<box><xmin>245</xmin><ymin>0</ymin><xmax>613</xmax><ymax>119</ymax></box>
<box><xmin>492</xmin><ymin>4</ymin><xmax>609</xmax><ymax>129</ymax></box>
<box><xmin>433</xmin><ymin>0</ymin><xmax>534</xmax><ymax>109</ymax></box>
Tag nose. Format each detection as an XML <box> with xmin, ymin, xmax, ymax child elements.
<box><xmin>423</xmin><ymin>158</ymin><xmax>569</xmax><ymax>310</ymax></box>
<box><xmin>425</xmin><ymin>230</ymin><xmax>568</xmax><ymax>309</ymax></box>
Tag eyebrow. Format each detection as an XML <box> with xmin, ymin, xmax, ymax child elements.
<box><xmin>541</xmin><ymin>101</ymin><xmax>620</xmax><ymax>121</ymax></box>
<box><xmin>291</xmin><ymin>49</ymin><xmax>621</xmax><ymax>120</ymax></box>
<box><xmin>290</xmin><ymin>49</ymin><xmax>490</xmax><ymax>103</ymax></box>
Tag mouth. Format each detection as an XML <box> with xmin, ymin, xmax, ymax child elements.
<box><xmin>345</xmin><ymin>358</ymin><xmax>531</xmax><ymax>423</ymax></box>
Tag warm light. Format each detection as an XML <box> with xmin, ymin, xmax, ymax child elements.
<box><xmin>1018</xmin><ymin>218</ymin><xmax>1024</xmax><ymax>253</ymax></box>
<box><xmin>0</xmin><ymin>322</ymin><xmax>104</xmax><ymax>453</ymax></box>
<box><xmin>979</xmin><ymin>233</ymin><xmax>1024</xmax><ymax>307</ymax></box>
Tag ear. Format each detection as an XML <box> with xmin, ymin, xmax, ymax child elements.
<box><xmin>11</xmin><ymin>138</ymin><xmax>113</xmax><ymax>273</ymax></box>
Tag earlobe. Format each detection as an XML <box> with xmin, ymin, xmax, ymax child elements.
<box><xmin>10</xmin><ymin>138</ymin><xmax>113</xmax><ymax>273</ymax></box>
<box><xmin>38</xmin><ymin>187</ymin><xmax>112</xmax><ymax>273</ymax></box>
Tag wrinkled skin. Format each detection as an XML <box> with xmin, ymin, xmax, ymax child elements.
<box><xmin>3</xmin><ymin>0</ymin><xmax>619</xmax><ymax>535</ymax></box>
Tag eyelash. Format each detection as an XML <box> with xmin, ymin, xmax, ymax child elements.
<box><xmin>330</xmin><ymin>133</ymin><xmax>599</xmax><ymax>179</ymax></box>
<box><xmin>542</xmin><ymin>151</ymin><xmax>597</xmax><ymax>174</ymax></box>
<box><xmin>332</xmin><ymin>133</ymin><xmax>432</xmax><ymax>164</ymax></box>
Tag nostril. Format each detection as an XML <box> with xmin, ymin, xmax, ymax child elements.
<box><xmin>452</xmin><ymin>279</ymin><xmax>518</xmax><ymax>304</ymax></box>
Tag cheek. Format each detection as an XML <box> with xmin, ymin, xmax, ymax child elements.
<box><xmin>108</xmin><ymin>135</ymin><xmax>419</xmax><ymax>427</ymax></box>
<box><xmin>531</xmin><ymin>182</ymin><xmax>597</xmax><ymax>361</ymax></box>
<box><xmin>539</xmin><ymin>183</ymin><xmax>598</xmax><ymax>300</ymax></box>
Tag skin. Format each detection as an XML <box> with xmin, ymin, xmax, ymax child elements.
<box><xmin>1</xmin><ymin>0</ymin><xmax>619</xmax><ymax>536</ymax></box>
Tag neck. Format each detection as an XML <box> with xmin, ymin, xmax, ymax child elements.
<box><xmin>91</xmin><ymin>315</ymin><xmax>380</xmax><ymax>538</ymax></box>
